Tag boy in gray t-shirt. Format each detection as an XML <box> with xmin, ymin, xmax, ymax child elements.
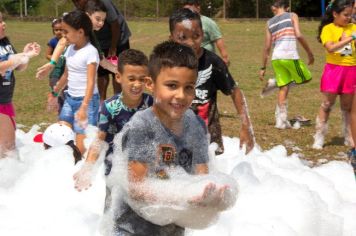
<box><xmin>108</xmin><ymin>41</ymin><xmax>229</xmax><ymax>236</ymax></box>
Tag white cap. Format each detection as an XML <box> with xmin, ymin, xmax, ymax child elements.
<box><xmin>43</xmin><ymin>123</ymin><xmax>75</xmax><ymax>147</ymax></box>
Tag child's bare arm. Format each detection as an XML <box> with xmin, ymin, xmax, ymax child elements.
<box><xmin>260</xmin><ymin>24</ymin><xmax>272</xmax><ymax>81</ymax></box>
<box><xmin>128</xmin><ymin>161</ymin><xmax>157</xmax><ymax>202</ymax></box>
<box><xmin>73</xmin><ymin>131</ymin><xmax>107</xmax><ymax>191</ymax></box>
<box><xmin>324</xmin><ymin>32</ymin><xmax>355</xmax><ymax>53</ymax></box>
<box><xmin>215</xmin><ymin>38</ymin><xmax>230</xmax><ymax>66</ymax></box>
<box><xmin>99</xmin><ymin>58</ymin><xmax>118</xmax><ymax>74</ymax></box>
<box><xmin>36</xmin><ymin>37</ymin><xmax>67</xmax><ymax>79</ymax></box>
<box><xmin>86</xmin><ymin>131</ymin><xmax>107</xmax><ymax>163</ymax></box>
<box><xmin>291</xmin><ymin>13</ymin><xmax>314</xmax><ymax>65</ymax></box>
<box><xmin>0</xmin><ymin>43</ymin><xmax>41</xmax><ymax>74</ymax></box>
<box><xmin>82</xmin><ymin>62</ymin><xmax>97</xmax><ymax>105</ymax></box>
<box><xmin>231</xmin><ymin>87</ymin><xmax>254</xmax><ymax>154</ymax></box>
<box><xmin>46</xmin><ymin>46</ymin><xmax>54</xmax><ymax>61</ymax></box>
<box><xmin>75</xmin><ymin>62</ymin><xmax>96</xmax><ymax>127</ymax></box>
<box><xmin>195</xmin><ymin>163</ymin><xmax>208</xmax><ymax>175</ymax></box>
<box><xmin>53</xmin><ymin>67</ymin><xmax>68</xmax><ymax>94</ymax></box>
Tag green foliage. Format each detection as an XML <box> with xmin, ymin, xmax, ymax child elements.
<box><xmin>0</xmin><ymin>0</ymin><xmax>40</xmax><ymax>15</ymax></box>
<box><xmin>0</xmin><ymin>0</ymin><xmax>323</xmax><ymax>18</ymax></box>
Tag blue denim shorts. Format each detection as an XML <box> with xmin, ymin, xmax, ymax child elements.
<box><xmin>59</xmin><ymin>93</ymin><xmax>100</xmax><ymax>134</ymax></box>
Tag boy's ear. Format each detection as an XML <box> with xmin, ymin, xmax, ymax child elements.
<box><xmin>78</xmin><ymin>28</ymin><xmax>85</xmax><ymax>36</ymax></box>
<box><xmin>145</xmin><ymin>76</ymin><xmax>154</xmax><ymax>92</ymax></box>
<box><xmin>115</xmin><ymin>72</ymin><xmax>121</xmax><ymax>84</ymax></box>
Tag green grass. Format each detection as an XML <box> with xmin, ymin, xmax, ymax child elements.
<box><xmin>6</xmin><ymin>19</ymin><xmax>350</xmax><ymax>164</ymax></box>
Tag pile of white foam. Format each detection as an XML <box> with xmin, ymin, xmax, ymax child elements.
<box><xmin>0</xmin><ymin>126</ymin><xmax>355</xmax><ymax>236</ymax></box>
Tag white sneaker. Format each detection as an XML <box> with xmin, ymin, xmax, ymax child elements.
<box><xmin>312</xmin><ymin>134</ymin><xmax>324</xmax><ymax>150</ymax></box>
<box><xmin>312</xmin><ymin>118</ymin><xmax>327</xmax><ymax>149</ymax></box>
<box><xmin>261</xmin><ymin>78</ymin><xmax>278</xmax><ymax>98</ymax></box>
<box><xmin>275</xmin><ymin>104</ymin><xmax>291</xmax><ymax>129</ymax></box>
<box><xmin>275</xmin><ymin>120</ymin><xmax>291</xmax><ymax>129</ymax></box>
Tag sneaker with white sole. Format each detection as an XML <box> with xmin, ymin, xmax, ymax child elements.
<box><xmin>312</xmin><ymin>133</ymin><xmax>324</xmax><ymax>150</ymax></box>
<box><xmin>261</xmin><ymin>78</ymin><xmax>278</xmax><ymax>98</ymax></box>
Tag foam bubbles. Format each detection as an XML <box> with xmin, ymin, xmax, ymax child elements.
<box><xmin>0</xmin><ymin>128</ymin><xmax>356</xmax><ymax>235</ymax></box>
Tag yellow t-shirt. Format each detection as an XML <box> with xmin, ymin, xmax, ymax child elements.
<box><xmin>320</xmin><ymin>23</ymin><xmax>356</xmax><ymax>66</ymax></box>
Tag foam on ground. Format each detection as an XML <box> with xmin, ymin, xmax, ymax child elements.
<box><xmin>0</xmin><ymin>127</ymin><xmax>355</xmax><ymax>236</ymax></box>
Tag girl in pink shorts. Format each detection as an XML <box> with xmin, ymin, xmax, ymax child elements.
<box><xmin>0</xmin><ymin>103</ymin><xmax>16</xmax><ymax>128</ymax></box>
<box><xmin>312</xmin><ymin>0</ymin><xmax>356</xmax><ymax>150</ymax></box>
<box><xmin>0</xmin><ymin>11</ymin><xmax>41</xmax><ymax>157</ymax></box>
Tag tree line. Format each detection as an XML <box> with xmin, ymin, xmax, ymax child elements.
<box><xmin>0</xmin><ymin>0</ymin><xmax>322</xmax><ymax>18</ymax></box>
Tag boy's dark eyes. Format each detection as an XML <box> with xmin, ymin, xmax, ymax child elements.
<box><xmin>186</xmin><ymin>85</ymin><xmax>195</xmax><ymax>90</ymax></box>
<box><xmin>165</xmin><ymin>83</ymin><xmax>177</xmax><ymax>89</ymax></box>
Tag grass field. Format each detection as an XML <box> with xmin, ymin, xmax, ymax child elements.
<box><xmin>5</xmin><ymin>19</ymin><xmax>351</xmax><ymax>164</ymax></box>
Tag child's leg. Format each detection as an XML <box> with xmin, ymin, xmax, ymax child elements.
<box><xmin>275</xmin><ymin>85</ymin><xmax>291</xmax><ymax>129</ymax></box>
<box><xmin>312</xmin><ymin>93</ymin><xmax>337</xmax><ymax>149</ymax></box>
<box><xmin>340</xmin><ymin>94</ymin><xmax>354</xmax><ymax>146</ymax></box>
<box><xmin>98</xmin><ymin>74</ymin><xmax>109</xmax><ymax>102</ymax></box>
<box><xmin>0</xmin><ymin>113</ymin><xmax>15</xmax><ymax>157</ymax></box>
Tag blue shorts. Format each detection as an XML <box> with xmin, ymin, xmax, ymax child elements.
<box><xmin>59</xmin><ymin>93</ymin><xmax>100</xmax><ymax>134</ymax></box>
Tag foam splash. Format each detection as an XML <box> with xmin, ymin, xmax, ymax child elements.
<box><xmin>0</xmin><ymin>127</ymin><xmax>356</xmax><ymax>235</ymax></box>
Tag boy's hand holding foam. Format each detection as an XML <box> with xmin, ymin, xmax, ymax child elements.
<box><xmin>188</xmin><ymin>183</ymin><xmax>231</xmax><ymax>210</ymax></box>
<box><xmin>73</xmin><ymin>162</ymin><xmax>95</xmax><ymax>191</ymax></box>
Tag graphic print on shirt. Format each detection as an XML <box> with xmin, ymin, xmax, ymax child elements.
<box><xmin>336</xmin><ymin>37</ymin><xmax>352</xmax><ymax>57</ymax></box>
<box><xmin>194</xmin><ymin>64</ymin><xmax>212</xmax><ymax>104</ymax></box>
<box><xmin>0</xmin><ymin>45</ymin><xmax>15</xmax><ymax>86</ymax></box>
<box><xmin>155</xmin><ymin>144</ymin><xmax>194</xmax><ymax>179</ymax></box>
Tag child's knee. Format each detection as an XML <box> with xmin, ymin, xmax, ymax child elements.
<box><xmin>340</xmin><ymin>102</ymin><xmax>352</xmax><ymax>112</ymax></box>
<box><xmin>321</xmin><ymin>101</ymin><xmax>334</xmax><ymax>113</ymax></box>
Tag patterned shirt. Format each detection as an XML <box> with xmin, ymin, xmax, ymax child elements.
<box><xmin>0</xmin><ymin>37</ymin><xmax>16</xmax><ymax>104</ymax></box>
<box><xmin>268</xmin><ymin>12</ymin><xmax>299</xmax><ymax>60</ymax></box>
<box><xmin>98</xmin><ymin>92</ymin><xmax>153</xmax><ymax>154</ymax></box>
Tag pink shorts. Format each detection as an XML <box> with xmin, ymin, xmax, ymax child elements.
<box><xmin>0</xmin><ymin>103</ymin><xmax>16</xmax><ymax>129</ymax></box>
<box><xmin>320</xmin><ymin>64</ymin><xmax>356</xmax><ymax>94</ymax></box>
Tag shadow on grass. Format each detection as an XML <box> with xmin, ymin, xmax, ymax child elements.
<box><xmin>325</xmin><ymin>137</ymin><xmax>345</xmax><ymax>147</ymax></box>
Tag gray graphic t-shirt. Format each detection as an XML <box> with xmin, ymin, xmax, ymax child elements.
<box><xmin>112</xmin><ymin>108</ymin><xmax>209</xmax><ymax>235</ymax></box>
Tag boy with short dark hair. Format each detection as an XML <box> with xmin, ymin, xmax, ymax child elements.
<box><xmin>169</xmin><ymin>8</ymin><xmax>254</xmax><ymax>154</ymax></box>
<box><xmin>73</xmin><ymin>49</ymin><xmax>153</xmax><ymax>190</ymax></box>
<box><xmin>182</xmin><ymin>0</ymin><xmax>230</xmax><ymax>66</ymax></box>
<box><xmin>109</xmin><ymin>41</ymin><xmax>230</xmax><ymax>235</ymax></box>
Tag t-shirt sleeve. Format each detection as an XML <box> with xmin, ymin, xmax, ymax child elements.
<box><xmin>192</xmin><ymin>116</ymin><xmax>210</xmax><ymax>165</ymax></box>
<box><xmin>320</xmin><ymin>25</ymin><xmax>332</xmax><ymax>45</ymax></box>
<box><xmin>101</xmin><ymin>0</ymin><xmax>118</xmax><ymax>23</ymax></box>
<box><xmin>86</xmin><ymin>46</ymin><xmax>100</xmax><ymax>65</ymax></box>
<box><xmin>213</xmin><ymin>57</ymin><xmax>237</xmax><ymax>95</ymax></box>
<box><xmin>47</xmin><ymin>38</ymin><xmax>56</xmax><ymax>48</ymax></box>
<box><xmin>184</xmin><ymin>112</ymin><xmax>209</xmax><ymax>166</ymax></box>
<box><xmin>121</xmin><ymin>122</ymin><xmax>155</xmax><ymax>164</ymax></box>
<box><xmin>206</xmin><ymin>18</ymin><xmax>222</xmax><ymax>42</ymax></box>
<box><xmin>98</xmin><ymin>102</ymin><xmax>110</xmax><ymax>133</ymax></box>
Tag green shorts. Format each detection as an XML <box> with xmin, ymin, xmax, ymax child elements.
<box><xmin>272</xmin><ymin>59</ymin><xmax>312</xmax><ymax>87</ymax></box>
